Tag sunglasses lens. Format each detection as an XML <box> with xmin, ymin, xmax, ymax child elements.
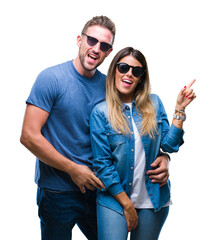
<box><xmin>87</xmin><ymin>36</ymin><xmax>98</xmax><ymax>46</ymax></box>
<box><xmin>118</xmin><ymin>63</ymin><xmax>130</xmax><ymax>74</ymax></box>
<box><xmin>100</xmin><ymin>42</ymin><xmax>112</xmax><ymax>52</ymax></box>
<box><xmin>83</xmin><ymin>33</ymin><xmax>112</xmax><ymax>52</ymax></box>
<box><xmin>132</xmin><ymin>67</ymin><xmax>145</xmax><ymax>77</ymax></box>
<box><xmin>117</xmin><ymin>63</ymin><xmax>145</xmax><ymax>77</ymax></box>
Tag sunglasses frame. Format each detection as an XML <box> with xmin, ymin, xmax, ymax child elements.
<box><xmin>82</xmin><ymin>33</ymin><xmax>112</xmax><ymax>52</ymax></box>
<box><xmin>116</xmin><ymin>62</ymin><xmax>146</xmax><ymax>78</ymax></box>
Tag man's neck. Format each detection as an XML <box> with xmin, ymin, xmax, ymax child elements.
<box><xmin>73</xmin><ymin>57</ymin><xmax>96</xmax><ymax>78</ymax></box>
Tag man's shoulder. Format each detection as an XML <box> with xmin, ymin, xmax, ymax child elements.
<box><xmin>36</xmin><ymin>60</ymin><xmax>71</xmax><ymax>86</ymax></box>
<box><xmin>97</xmin><ymin>70</ymin><xmax>106</xmax><ymax>78</ymax></box>
<box><xmin>40</xmin><ymin>60</ymin><xmax>71</xmax><ymax>76</ymax></box>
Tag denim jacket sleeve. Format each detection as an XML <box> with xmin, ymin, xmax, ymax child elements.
<box><xmin>152</xmin><ymin>94</ymin><xmax>184</xmax><ymax>153</ymax></box>
<box><xmin>90</xmin><ymin>103</ymin><xmax>124</xmax><ymax>196</ymax></box>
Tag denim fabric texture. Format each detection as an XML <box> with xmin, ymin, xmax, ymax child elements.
<box><xmin>97</xmin><ymin>203</ymin><xmax>169</xmax><ymax>240</ymax></box>
<box><xmin>90</xmin><ymin>94</ymin><xmax>184</xmax><ymax>214</ymax></box>
<box><xmin>37</xmin><ymin>187</ymin><xmax>97</xmax><ymax>240</ymax></box>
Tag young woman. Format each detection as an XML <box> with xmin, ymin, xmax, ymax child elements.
<box><xmin>90</xmin><ymin>47</ymin><xmax>196</xmax><ymax>240</ymax></box>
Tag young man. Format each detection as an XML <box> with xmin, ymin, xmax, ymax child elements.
<box><xmin>20</xmin><ymin>16</ymin><xmax>169</xmax><ymax>240</ymax></box>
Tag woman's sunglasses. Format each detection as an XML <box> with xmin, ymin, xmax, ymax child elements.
<box><xmin>116</xmin><ymin>62</ymin><xmax>145</xmax><ymax>78</ymax></box>
<box><xmin>82</xmin><ymin>33</ymin><xmax>112</xmax><ymax>52</ymax></box>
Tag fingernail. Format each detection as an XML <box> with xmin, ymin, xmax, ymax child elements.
<box><xmin>186</xmin><ymin>95</ymin><xmax>188</xmax><ymax>98</ymax></box>
<box><xmin>188</xmin><ymin>97</ymin><xmax>191</xmax><ymax>99</ymax></box>
<box><xmin>184</xmin><ymin>86</ymin><xmax>186</xmax><ymax>88</ymax></box>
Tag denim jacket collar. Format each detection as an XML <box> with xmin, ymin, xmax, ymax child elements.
<box><xmin>121</xmin><ymin>99</ymin><xmax>136</xmax><ymax>112</ymax></box>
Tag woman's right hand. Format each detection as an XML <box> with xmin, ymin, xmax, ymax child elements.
<box><xmin>124</xmin><ymin>202</ymin><xmax>138</xmax><ymax>232</ymax></box>
<box><xmin>114</xmin><ymin>191</ymin><xmax>138</xmax><ymax>232</ymax></box>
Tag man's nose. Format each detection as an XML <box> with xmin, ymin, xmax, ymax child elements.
<box><xmin>92</xmin><ymin>42</ymin><xmax>101</xmax><ymax>52</ymax></box>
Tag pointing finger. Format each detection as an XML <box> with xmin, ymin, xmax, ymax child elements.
<box><xmin>187</xmin><ymin>79</ymin><xmax>196</xmax><ymax>89</ymax></box>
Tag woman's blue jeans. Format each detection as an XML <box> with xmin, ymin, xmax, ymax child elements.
<box><xmin>37</xmin><ymin>187</ymin><xmax>97</xmax><ymax>240</ymax></box>
<box><xmin>97</xmin><ymin>203</ymin><xmax>169</xmax><ymax>240</ymax></box>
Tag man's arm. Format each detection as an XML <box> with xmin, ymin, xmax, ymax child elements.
<box><xmin>146</xmin><ymin>153</ymin><xmax>170</xmax><ymax>187</ymax></box>
<box><xmin>20</xmin><ymin>104</ymin><xmax>105</xmax><ymax>193</ymax></box>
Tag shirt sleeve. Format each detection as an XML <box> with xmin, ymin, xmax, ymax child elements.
<box><xmin>26</xmin><ymin>69</ymin><xmax>59</xmax><ymax>113</ymax></box>
<box><xmin>90</xmin><ymin>107</ymin><xmax>124</xmax><ymax>196</ymax></box>
<box><xmin>157</xmin><ymin>96</ymin><xmax>184</xmax><ymax>152</ymax></box>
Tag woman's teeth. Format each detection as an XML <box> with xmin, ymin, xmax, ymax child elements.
<box><xmin>122</xmin><ymin>79</ymin><xmax>132</xmax><ymax>84</ymax></box>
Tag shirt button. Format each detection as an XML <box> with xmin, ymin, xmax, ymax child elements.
<box><xmin>131</xmin><ymin>167</ymin><xmax>133</xmax><ymax>170</ymax></box>
<box><xmin>131</xmin><ymin>132</ymin><xmax>133</xmax><ymax>134</ymax></box>
<box><xmin>128</xmin><ymin>116</ymin><xmax>131</xmax><ymax>118</ymax></box>
<box><xmin>131</xmin><ymin>149</ymin><xmax>134</xmax><ymax>152</ymax></box>
<box><xmin>129</xmin><ymin>183</ymin><xmax>132</xmax><ymax>186</ymax></box>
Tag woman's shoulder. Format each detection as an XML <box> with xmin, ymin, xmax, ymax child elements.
<box><xmin>150</xmin><ymin>93</ymin><xmax>160</xmax><ymax>100</ymax></box>
<box><xmin>150</xmin><ymin>93</ymin><xmax>162</xmax><ymax>105</ymax></box>
<box><xmin>91</xmin><ymin>100</ymin><xmax>108</xmax><ymax>117</ymax></box>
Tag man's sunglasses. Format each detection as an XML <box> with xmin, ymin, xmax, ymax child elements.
<box><xmin>82</xmin><ymin>33</ymin><xmax>112</xmax><ymax>52</ymax></box>
<box><xmin>116</xmin><ymin>62</ymin><xmax>145</xmax><ymax>78</ymax></box>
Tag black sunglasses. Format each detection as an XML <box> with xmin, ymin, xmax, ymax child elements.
<box><xmin>82</xmin><ymin>33</ymin><xmax>112</xmax><ymax>52</ymax></box>
<box><xmin>116</xmin><ymin>62</ymin><xmax>145</xmax><ymax>78</ymax></box>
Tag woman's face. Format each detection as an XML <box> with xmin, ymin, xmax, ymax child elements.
<box><xmin>115</xmin><ymin>55</ymin><xmax>143</xmax><ymax>103</ymax></box>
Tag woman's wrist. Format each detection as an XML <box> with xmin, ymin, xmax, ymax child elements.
<box><xmin>173</xmin><ymin>105</ymin><xmax>186</xmax><ymax>128</ymax></box>
<box><xmin>114</xmin><ymin>192</ymin><xmax>132</xmax><ymax>209</ymax></box>
<box><xmin>175</xmin><ymin>104</ymin><xmax>185</xmax><ymax>111</ymax></box>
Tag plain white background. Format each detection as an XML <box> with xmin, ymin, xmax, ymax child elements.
<box><xmin>1</xmin><ymin>0</ymin><xmax>215</xmax><ymax>239</ymax></box>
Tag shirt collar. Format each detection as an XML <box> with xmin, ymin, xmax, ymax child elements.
<box><xmin>121</xmin><ymin>99</ymin><xmax>136</xmax><ymax>111</ymax></box>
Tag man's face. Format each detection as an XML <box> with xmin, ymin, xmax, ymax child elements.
<box><xmin>77</xmin><ymin>25</ymin><xmax>113</xmax><ymax>74</ymax></box>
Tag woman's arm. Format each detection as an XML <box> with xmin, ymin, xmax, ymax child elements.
<box><xmin>90</xmin><ymin>107</ymin><xmax>124</xmax><ymax>194</ymax></box>
<box><xmin>158</xmin><ymin>80</ymin><xmax>196</xmax><ymax>153</ymax></box>
<box><xmin>172</xmin><ymin>79</ymin><xmax>196</xmax><ymax>129</ymax></box>
<box><xmin>90</xmin><ymin>107</ymin><xmax>138</xmax><ymax>231</ymax></box>
<box><xmin>114</xmin><ymin>192</ymin><xmax>138</xmax><ymax>232</ymax></box>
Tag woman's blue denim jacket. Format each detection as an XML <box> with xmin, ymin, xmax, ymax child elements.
<box><xmin>90</xmin><ymin>94</ymin><xmax>184</xmax><ymax>214</ymax></box>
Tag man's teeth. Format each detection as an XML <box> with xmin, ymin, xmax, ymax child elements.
<box><xmin>89</xmin><ymin>54</ymin><xmax>97</xmax><ymax>59</ymax></box>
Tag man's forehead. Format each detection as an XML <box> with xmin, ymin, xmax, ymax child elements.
<box><xmin>86</xmin><ymin>25</ymin><xmax>113</xmax><ymax>43</ymax></box>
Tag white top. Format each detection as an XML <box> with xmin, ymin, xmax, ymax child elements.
<box><xmin>125</xmin><ymin>103</ymin><xmax>171</xmax><ymax>208</ymax></box>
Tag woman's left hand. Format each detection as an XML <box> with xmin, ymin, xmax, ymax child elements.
<box><xmin>176</xmin><ymin>79</ymin><xmax>196</xmax><ymax>110</ymax></box>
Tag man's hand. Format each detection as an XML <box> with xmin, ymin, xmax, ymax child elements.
<box><xmin>146</xmin><ymin>154</ymin><xmax>169</xmax><ymax>187</ymax></box>
<box><xmin>69</xmin><ymin>164</ymin><xmax>106</xmax><ymax>193</ymax></box>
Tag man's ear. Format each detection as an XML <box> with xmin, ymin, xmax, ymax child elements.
<box><xmin>105</xmin><ymin>47</ymin><xmax>113</xmax><ymax>57</ymax></box>
<box><xmin>77</xmin><ymin>35</ymin><xmax>82</xmax><ymax>47</ymax></box>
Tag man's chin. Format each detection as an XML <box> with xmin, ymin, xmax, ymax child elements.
<box><xmin>82</xmin><ymin>62</ymin><xmax>100</xmax><ymax>72</ymax></box>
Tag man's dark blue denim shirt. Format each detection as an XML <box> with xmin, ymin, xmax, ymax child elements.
<box><xmin>90</xmin><ymin>94</ymin><xmax>184</xmax><ymax>214</ymax></box>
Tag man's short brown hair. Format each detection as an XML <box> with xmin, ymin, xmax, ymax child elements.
<box><xmin>81</xmin><ymin>16</ymin><xmax>116</xmax><ymax>44</ymax></box>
